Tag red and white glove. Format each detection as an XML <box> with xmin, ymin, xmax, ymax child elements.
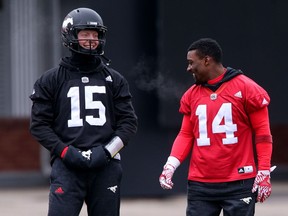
<box><xmin>252</xmin><ymin>166</ymin><xmax>276</xmax><ymax>202</ymax></box>
<box><xmin>159</xmin><ymin>156</ymin><xmax>180</xmax><ymax>190</ymax></box>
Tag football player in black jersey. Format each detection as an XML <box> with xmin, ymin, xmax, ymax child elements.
<box><xmin>30</xmin><ymin>8</ymin><xmax>137</xmax><ymax>216</ymax></box>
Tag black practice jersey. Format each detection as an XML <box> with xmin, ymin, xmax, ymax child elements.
<box><xmin>30</xmin><ymin>56</ymin><xmax>137</xmax><ymax>157</ymax></box>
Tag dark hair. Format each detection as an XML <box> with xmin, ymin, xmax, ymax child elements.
<box><xmin>187</xmin><ymin>38</ymin><xmax>222</xmax><ymax>63</ymax></box>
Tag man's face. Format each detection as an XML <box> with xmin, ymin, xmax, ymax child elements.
<box><xmin>77</xmin><ymin>29</ymin><xmax>99</xmax><ymax>50</ymax></box>
<box><xmin>186</xmin><ymin>50</ymin><xmax>209</xmax><ymax>84</ymax></box>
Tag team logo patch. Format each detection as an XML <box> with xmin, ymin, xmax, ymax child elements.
<box><xmin>240</xmin><ymin>197</ymin><xmax>252</xmax><ymax>204</ymax></box>
<box><xmin>81</xmin><ymin>77</ymin><xmax>89</xmax><ymax>83</ymax></box>
<box><xmin>62</xmin><ymin>17</ymin><xmax>73</xmax><ymax>31</ymax></box>
<box><xmin>81</xmin><ymin>150</ymin><xmax>92</xmax><ymax>160</ymax></box>
<box><xmin>210</xmin><ymin>93</ymin><xmax>217</xmax><ymax>100</ymax></box>
<box><xmin>107</xmin><ymin>185</ymin><xmax>118</xmax><ymax>193</ymax></box>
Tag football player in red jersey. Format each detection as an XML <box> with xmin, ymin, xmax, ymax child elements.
<box><xmin>159</xmin><ymin>38</ymin><xmax>274</xmax><ymax>216</ymax></box>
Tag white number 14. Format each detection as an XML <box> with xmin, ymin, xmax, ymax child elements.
<box><xmin>195</xmin><ymin>103</ymin><xmax>238</xmax><ymax>146</ymax></box>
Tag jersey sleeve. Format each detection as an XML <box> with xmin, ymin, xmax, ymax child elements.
<box><xmin>110</xmin><ymin>70</ymin><xmax>138</xmax><ymax>145</ymax></box>
<box><xmin>249</xmin><ymin>107</ymin><xmax>273</xmax><ymax>170</ymax></box>
<box><xmin>244</xmin><ymin>78</ymin><xmax>272</xmax><ymax>170</ymax></box>
<box><xmin>245</xmin><ymin>79</ymin><xmax>270</xmax><ymax>113</ymax></box>
<box><xmin>170</xmin><ymin>115</ymin><xmax>194</xmax><ymax>163</ymax></box>
<box><xmin>30</xmin><ymin>71</ymin><xmax>67</xmax><ymax>157</ymax></box>
<box><xmin>179</xmin><ymin>87</ymin><xmax>193</xmax><ymax>115</ymax></box>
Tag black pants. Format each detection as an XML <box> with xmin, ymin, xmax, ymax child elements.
<box><xmin>186</xmin><ymin>178</ymin><xmax>257</xmax><ymax>216</ymax></box>
<box><xmin>48</xmin><ymin>158</ymin><xmax>122</xmax><ymax>216</ymax></box>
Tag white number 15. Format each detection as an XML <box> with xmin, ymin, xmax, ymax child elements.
<box><xmin>67</xmin><ymin>86</ymin><xmax>106</xmax><ymax>127</ymax></box>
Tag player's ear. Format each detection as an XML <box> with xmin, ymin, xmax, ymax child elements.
<box><xmin>204</xmin><ymin>56</ymin><xmax>210</xmax><ymax>65</ymax></box>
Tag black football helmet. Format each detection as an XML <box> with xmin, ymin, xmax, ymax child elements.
<box><xmin>61</xmin><ymin>8</ymin><xmax>107</xmax><ymax>55</ymax></box>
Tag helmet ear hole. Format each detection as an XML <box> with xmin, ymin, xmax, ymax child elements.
<box><xmin>61</xmin><ymin>8</ymin><xmax>107</xmax><ymax>55</ymax></box>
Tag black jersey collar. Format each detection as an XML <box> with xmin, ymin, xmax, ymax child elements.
<box><xmin>60</xmin><ymin>53</ymin><xmax>105</xmax><ymax>73</ymax></box>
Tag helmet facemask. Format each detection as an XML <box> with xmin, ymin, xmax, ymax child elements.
<box><xmin>61</xmin><ymin>8</ymin><xmax>108</xmax><ymax>56</ymax></box>
<box><xmin>71</xmin><ymin>26</ymin><xmax>106</xmax><ymax>55</ymax></box>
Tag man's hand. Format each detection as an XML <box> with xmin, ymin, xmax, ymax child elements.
<box><xmin>159</xmin><ymin>163</ymin><xmax>176</xmax><ymax>189</ymax></box>
<box><xmin>62</xmin><ymin>146</ymin><xmax>91</xmax><ymax>170</ymax></box>
<box><xmin>62</xmin><ymin>145</ymin><xmax>110</xmax><ymax>170</ymax></box>
<box><xmin>159</xmin><ymin>156</ymin><xmax>180</xmax><ymax>190</ymax></box>
<box><xmin>90</xmin><ymin>145</ymin><xmax>110</xmax><ymax>169</ymax></box>
<box><xmin>252</xmin><ymin>166</ymin><xmax>276</xmax><ymax>202</ymax></box>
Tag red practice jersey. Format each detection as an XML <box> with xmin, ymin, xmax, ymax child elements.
<box><xmin>172</xmin><ymin>70</ymin><xmax>270</xmax><ymax>183</ymax></box>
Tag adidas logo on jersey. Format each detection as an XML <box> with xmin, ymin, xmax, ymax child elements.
<box><xmin>105</xmin><ymin>75</ymin><xmax>113</xmax><ymax>82</ymax></box>
<box><xmin>234</xmin><ymin>91</ymin><xmax>242</xmax><ymax>98</ymax></box>
<box><xmin>262</xmin><ymin>98</ymin><xmax>268</xmax><ymax>105</ymax></box>
<box><xmin>238</xmin><ymin>166</ymin><xmax>253</xmax><ymax>174</ymax></box>
<box><xmin>238</xmin><ymin>168</ymin><xmax>245</xmax><ymax>173</ymax></box>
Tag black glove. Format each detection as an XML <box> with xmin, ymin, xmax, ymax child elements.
<box><xmin>89</xmin><ymin>145</ymin><xmax>111</xmax><ymax>169</ymax></box>
<box><xmin>62</xmin><ymin>145</ymin><xmax>91</xmax><ymax>170</ymax></box>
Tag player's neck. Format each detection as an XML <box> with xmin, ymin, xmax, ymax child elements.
<box><xmin>208</xmin><ymin>67</ymin><xmax>227</xmax><ymax>84</ymax></box>
<box><xmin>70</xmin><ymin>52</ymin><xmax>98</xmax><ymax>63</ymax></box>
